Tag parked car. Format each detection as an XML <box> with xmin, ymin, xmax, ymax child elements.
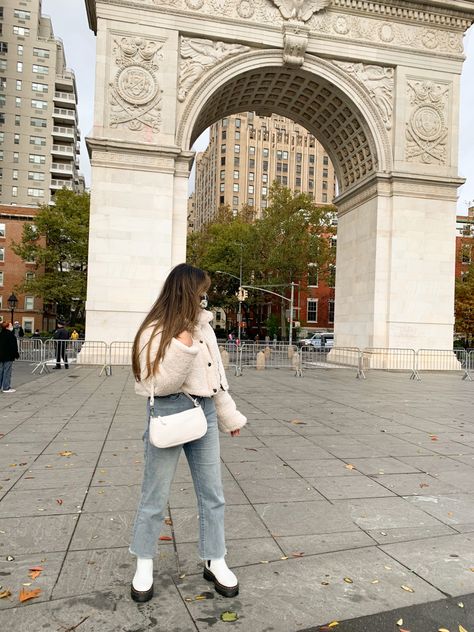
<box><xmin>299</xmin><ymin>333</ymin><xmax>334</xmax><ymax>350</ymax></box>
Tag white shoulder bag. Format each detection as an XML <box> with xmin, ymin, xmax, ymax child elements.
<box><xmin>149</xmin><ymin>389</ymin><xmax>207</xmax><ymax>449</ymax></box>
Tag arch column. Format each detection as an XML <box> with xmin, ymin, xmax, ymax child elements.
<box><xmin>334</xmin><ymin>173</ymin><xmax>462</xmax><ymax>351</ymax></box>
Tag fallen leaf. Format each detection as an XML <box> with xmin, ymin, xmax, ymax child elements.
<box><xmin>194</xmin><ymin>592</ymin><xmax>213</xmax><ymax>601</ymax></box>
<box><xmin>220</xmin><ymin>611</ymin><xmax>238</xmax><ymax>622</ymax></box>
<box><xmin>321</xmin><ymin>581</ymin><xmax>330</xmax><ymax>586</ymax></box>
<box><xmin>396</xmin><ymin>619</ymin><xmax>403</xmax><ymax>626</ymax></box>
<box><xmin>0</xmin><ymin>590</ymin><xmax>11</xmax><ymax>599</ymax></box>
<box><xmin>327</xmin><ymin>622</ymin><xmax>339</xmax><ymax>628</ymax></box>
<box><xmin>419</xmin><ymin>483</ymin><xmax>430</xmax><ymax>488</ymax></box>
<box><xmin>430</xmin><ymin>436</ymin><xmax>439</xmax><ymax>441</ymax></box>
<box><xmin>291</xmin><ymin>551</ymin><xmax>304</xmax><ymax>557</ymax></box>
<box><xmin>179</xmin><ymin>573</ymin><xmax>186</xmax><ymax>579</ymax></box>
<box><xmin>343</xmin><ymin>577</ymin><xmax>353</xmax><ymax>583</ymax></box>
<box><xmin>56</xmin><ymin>499</ymin><xmax>63</xmax><ymax>505</ymax></box>
<box><xmin>259</xmin><ymin>560</ymin><xmax>269</xmax><ymax>564</ymax></box>
<box><xmin>371</xmin><ymin>579</ymin><xmax>379</xmax><ymax>584</ymax></box>
<box><xmin>6</xmin><ymin>555</ymin><xmax>14</xmax><ymax>562</ymax></box>
<box><xmin>448</xmin><ymin>512</ymin><xmax>454</xmax><ymax>518</ymax></box>
<box><xmin>290</xmin><ymin>419</ymin><xmax>306</xmax><ymax>425</ymax></box>
<box><xmin>19</xmin><ymin>587</ymin><xmax>41</xmax><ymax>603</ymax></box>
<box><xmin>28</xmin><ymin>567</ymin><xmax>43</xmax><ymax>580</ymax></box>
<box><xmin>58</xmin><ymin>451</ymin><xmax>74</xmax><ymax>457</ymax></box>
<box><xmin>22</xmin><ymin>583</ymin><xmax>32</xmax><ymax>587</ymax></box>
<box><xmin>438</xmin><ymin>629</ymin><xmax>450</xmax><ymax>632</ymax></box>
<box><xmin>244</xmin><ymin>448</ymin><xmax>258</xmax><ymax>452</ymax></box>
<box><xmin>345</xmin><ymin>464</ymin><xmax>355</xmax><ymax>470</ymax></box>
<box><xmin>469</xmin><ymin>567</ymin><xmax>474</xmax><ymax>572</ymax></box>
<box><xmin>280</xmin><ymin>556</ymin><xmax>289</xmax><ymax>560</ymax></box>
<box><xmin>458</xmin><ymin>602</ymin><xmax>464</xmax><ymax>608</ymax></box>
<box><xmin>400</xmin><ymin>629</ymin><xmax>411</xmax><ymax>632</ymax></box>
<box><xmin>459</xmin><ymin>626</ymin><xmax>468</xmax><ymax>632</ymax></box>
<box><xmin>401</xmin><ymin>585</ymin><xmax>414</xmax><ymax>592</ymax></box>
<box><xmin>164</xmin><ymin>517</ymin><xmax>173</xmax><ymax>526</ymax></box>
<box><xmin>159</xmin><ymin>535</ymin><xmax>172</xmax><ymax>541</ymax></box>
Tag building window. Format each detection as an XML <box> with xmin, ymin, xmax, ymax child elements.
<box><xmin>24</xmin><ymin>296</ymin><xmax>34</xmax><ymax>310</ymax></box>
<box><xmin>0</xmin><ymin>60</ymin><xmax>6</xmax><ymax>71</ymax></box>
<box><xmin>13</xmin><ymin>26</ymin><xmax>30</xmax><ymax>36</ymax></box>
<box><xmin>31</xmin><ymin>117</ymin><xmax>47</xmax><ymax>127</ymax></box>
<box><xmin>233</xmin><ymin>183</ymin><xmax>239</xmax><ymax>192</ymax></box>
<box><xmin>0</xmin><ymin>77</ymin><xmax>5</xmax><ymax>90</ymax></box>
<box><xmin>322</xmin><ymin>181</ymin><xmax>328</xmax><ymax>190</ymax></box>
<box><xmin>249</xmin><ymin>146</ymin><xmax>255</xmax><ymax>155</ymax></box>
<box><xmin>17</xmin><ymin>61</ymin><xmax>23</xmax><ymax>72</ymax></box>
<box><xmin>296</xmin><ymin>152</ymin><xmax>302</xmax><ymax>163</ymax></box>
<box><xmin>262</xmin><ymin>174</ymin><xmax>268</xmax><ymax>184</ymax></box>
<box><xmin>0</xmin><ymin>42</ymin><xmax>8</xmax><ymax>54</ymax></box>
<box><xmin>262</xmin><ymin>186</ymin><xmax>267</xmax><ymax>196</ymax></box>
<box><xmin>308</xmin><ymin>264</ymin><xmax>318</xmax><ymax>287</ymax></box>
<box><xmin>15</xmin><ymin>115</ymin><xmax>20</xmax><ymax>126</ymax></box>
<box><xmin>309</xmin><ymin>166</ymin><xmax>315</xmax><ymax>176</ymax></box>
<box><xmin>15</xmin><ymin>97</ymin><xmax>21</xmax><ymax>107</ymax></box>
<box><xmin>0</xmin><ymin>270</ymin><xmax>3</xmax><ymax>286</ymax></box>
<box><xmin>234</xmin><ymin>144</ymin><xmax>240</xmax><ymax>154</ymax></box>
<box><xmin>32</xmin><ymin>82</ymin><xmax>48</xmax><ymax>93</ymax></box>
<box><xmin>322</xmin><ymin>193</ymin><xmax>328</xmax><ymax>203</ymax></box>
<box><xmin>309</xmin><ymin>155</ymin><xmax>315</xmax><ymax>164</ymax></box>
<box><xmin>14</xmin><ymin>133</ymin><xmax>20</xmax><ymax>144</ymax></box>
<box><xmin>32</xmin><ymin>99</ymin><xmax>47</xmax><ymax>110</ymax></box>
<box><xmin>232</xmin><ymin>196</ymin><xmax>239</xmax><ymax>206</ymax></box>
<box><xmin>14</xmin><ymin>9</ymin><xmax>31</xmax><ymax>19</ymax></box>
<box><xmin>295</xmin><ymin>177</ymin><xmax>301</xmax><ymax>187</ymax></box>
<box><xmin>248</xmin><ymin>198</ymin><xmax>254</xmax><ymax>206</ymax></box>
<box><xmin>263</xmin><ymin>148</ymin><xmax>269</xmax><ymax>158</ymax></box>
<box><xmin>32</xmin><ymin>64</ymin><xmax>48</xmax><ymax>74</ymax></box>
<box><xmin>25</xmin><ymin>271</ymin><xmax>35</xmax><ymax>283</ymax></box>
<box><xmin>0</xmin><ymin>95</ymin><xmax>4</xmax><ymax>107</ymax></box>
<box><xmin>323</xmin><ymin>169</ymin><xmax>328</xmax><ymax>178</ymax></box>
<box><xmin>233</xmin><ymin>170</ymin><xmax>239</xmax><ymax>179</ymax></box>
<box><xmin>0</xmin><ymin>247</ymin><xmax>4</xmax><ymax>261</ymax></box>
<box><xmin>30</xmin><ymin>135</ymin><xmax>46</xmax><ymax>146</ymax></box>
<box><xmin>12</xmin><ymin>169</ymin><xmax>18</xmax><ymax>180</ymax></box>
<box><xmin>0</xmin><ymin>132</ymin><xmax>3</xmax><ymax>143</ymax></box>
<box><xmin>220</xmin><ymin>156</ymin><xmax>225</xmax><ymax>166</ymax></box>
<box><xmin>220</xmin><ymin>170</ymin><xmax>225</xmax><ymax>180</ymax></box>
<box><xmin>222</xmin><ymin>118</ymin><xmax>228</xmax><ymax>128</ymax></box>
<box><xmin>323</xmin><ymin>155</ymin><xmax>329</xmax><ymax>165</ymax></box>
<box><xmin>29</xmin><ymin>154</ymin><xmax>45</xmax><ymax>164</ymax></box>
<box><xmin>17</xmin><ymin>44</ymin><xmax>23</xmax><ymax>56</ymax></box>
<box><xmin>249</xmin><ymin>159</ymin><xmax>255</xmax><ymax>169</ymax></box>
<box><xmin>0</xmin><ymin>223</ymin><xmax>4</xmax><ymax>238</ymax></box>
<box><xmin>328</xmin><ymin>265</ymin><xmax>336</xmax><ymax>288</ymax></box>
<box><xmin>235</xmin><ymin>131</ymin><xmax>240</xmax><ymax>140</ymax></box>
<box><xmin>0</xmin><ymin>150</ymin><xmax>3</xmax><ymax>160</ymax></box>
<box><xmin>13</xmin><ymin>152</ymin><xmax>19</xmax><ymax>163</ymax></box>
<box><xmin>307</xmin><ymin>298</ymin><xmax>318</xmax><ymax>323</ymax></box>
<box><xmin>249</xmin><ymin>172</ymin><xmax>254</xmax><ymax>181</ymax></box>
<box><xmin>328</xmin><ymin>300</ymin><xmax>335</xmax><ymax>324</ymax></box>
<box><xmin>221</xmin><ymin>144</ymin><xmax>226</xmax><ymax>154</ymax></box>
<box><xmin>221</xmin><ymin>130</ymin><xmax>226</xmax><ymax>140</ymax></box>
<box><xmin>462</xmin><ymin>246</ymin><xmax>472</xmax><ymax>264</ymax></box>
<box><xmin>16</xmin><ymin>79</ymin><xmax>22</xmax><ymax>90</ymax></box>
<box><xmin>248</xmin><ymin>184</ymin><xmax>254</xmax><ymax>194</ymax></box>
<box><xmin>233</xmin><ymin>157</ymin><xmax>240</xmax><ymax>167</ymax></box>
<box><xmin>22</xmin><ymin>318</ymin><xmax>34</xmax><ymax>334</ymax></box>
<box><xmin>28</xmin><ymin>171</ymin><xmax>44</xmax><ymax>181</ymax></box>
<box><xmin>220</xmin><ymin>183</ymin><xmax>225</xmax><ymax>193</ymax></box>
<box><xmin>309</xmin><ymin>180</ymin><xmax>314</xmax><ymax>190</ymax></box>
<box><xmin>282</xmin><ymin>150</ymin><xmax>288</xmax><ymax>160</ymax></box>
<box><xmin>27</xmin><ymin>188</ymin><xmax>44</xmax><ymax>197</ymax></box>
<box><xmin>33</xmin><ymin>47</ymin><xmax>49</xmax><ymax>58</ymax></box>
<box><xmin>262</xmin><ymin>160</ymin><xmax>268</xmax><ymax>171</ymax></box>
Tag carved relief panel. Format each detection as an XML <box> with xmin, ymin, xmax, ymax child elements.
<box><xmin>108</xmin><ymin>35</ymin><xmax>164</xmax><ymax>133</ymax></box>
<box><xmin>405</xmin><ymin>80</ymin><xmax>450</xmax><ymax>165</ymax></box>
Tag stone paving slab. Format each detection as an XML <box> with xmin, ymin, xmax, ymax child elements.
<box><xmin>0</xmin><ymin>366</ymin><xmax>473</xmax><ymax>631</ymax></box>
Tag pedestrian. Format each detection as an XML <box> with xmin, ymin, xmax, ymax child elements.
<box><xmin>70</xmin><ymin>329</ymin><xmax>79</xmax><ymax>341</ymax></box>
<box><xmin>0</xmin><ymin>322</ymin><xmax>20</xmax><ymax>393</ymax></box>
<box><xmin>129</xmin><ymin>263</ymin><xmax>247</xmax><ymax>603</ymax></box>
<box><xmin>31</xmin><ymin>329</ymin><xmax>41</xmax><ymax>339</ymax></box>
<box><xmin>13</xmin><ymin>321</ymin><xmax>24</xmax><ymax>338</ymax></box>
<box><xmin>52</xmin><ymin>320</ymin><xmax>69</xmax><ymax>369</ymax></box>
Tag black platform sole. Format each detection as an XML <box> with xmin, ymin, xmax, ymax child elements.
<box><xmin>203</xmin><ymin>567</ymin><xmax>239</xmax><ymax>598</ymax></box>
<box><xmin>131</xmin><ymin>583</ymin><xmax>154</xmax><ymax>603</ymax></box>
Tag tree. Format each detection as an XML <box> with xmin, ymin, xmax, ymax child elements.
<box><xmin>455</xmin><ymin>264</ymin><xmax>474</xmax><ymax>347</ymax></box>
<box><xmin>12</xmin><ymin>189</ymin><xmax>90</xmax><ymax>325</ymax></box>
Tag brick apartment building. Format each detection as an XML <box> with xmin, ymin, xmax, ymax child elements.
<box><xmin>0</xmin><ymin>204</ymin><xmax>54</xmax><ymax>332</ymax></box>
<box><xmin>456</xmin><ymin>206</ymin><xmax>473</xmax><ymax>280</ymax></box>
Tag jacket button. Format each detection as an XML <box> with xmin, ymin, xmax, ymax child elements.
<box><xmin>213</xmin><ymin>388</ymin><xmax>217</xmax><ymax>393</ymax></box>
<box><xmin>208</xmin><ymin>362</ymin><xmax>212</xmax><ymax>367</ymax></box>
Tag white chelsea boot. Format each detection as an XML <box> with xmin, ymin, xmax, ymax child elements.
<box><xmin>203</xmin><ymin>558</ymin><xmax>239</xmax><ymax>597</ymax></box>
<box><xmin>131</xmin><ymin>557</ymin><xmax>154</xmax><ymax>603</ymax></box>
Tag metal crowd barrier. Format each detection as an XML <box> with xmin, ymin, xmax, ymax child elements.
<box><xmin>108</xmin><ymin>341</ymin><xmax>134</xmax><ymax>374</ymax></box>
<box><xmin>32</xmin><ymin>340</ymin><xmax>108</xmax><ymax>375</ymax></box>
<box><xmin>301</xmin><ymin>346</ymin><xmax>363</xmax><ymax>378</ymax></box>
<box><xmin>236</xmin><ymin>342</ymin><xmax>302</xmax><ymax>377</ymax></box>
<box><xmin>219</xmin><ymin>342</ymin><xmax>241</xmax><ymax>376</ymax></box>
<box><xmin>17</xmin><ymin>338</ymin><xmax>44</xmax><ymax>364</ymax></box>
<box><xmin>360</xmin><ymin>348</ymin><xmax>419</xmax><ymax>380</ymax></box>
<box><xmin>416</xmin><ymin>349</ymin><xmax>472</xmax><ymax>381</ymax></box>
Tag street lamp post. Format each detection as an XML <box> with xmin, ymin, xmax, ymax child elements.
<box><xmin>215</xmin><ymin>269</ymin><xmax>243</xmax><ymax>340</ymax></box>
<box><xmin>8</xmin><ymin>293</ymin><xmax>18</xmax><ymax>325</ymax></box>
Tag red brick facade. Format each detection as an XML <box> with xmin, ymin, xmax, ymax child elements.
<box><xmin>0</xmin><ymin>205</ymin><xmax>52</xmax><ymax>333</ymax></box>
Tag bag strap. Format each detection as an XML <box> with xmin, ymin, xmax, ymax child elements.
<box><xmin>149</xmin><ymin>386</ymin><xmax>199</xmax><ymax>416</ymax></box>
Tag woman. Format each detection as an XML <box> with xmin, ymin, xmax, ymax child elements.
<box><xmin>130</xmin><ymin>263</ymin><xmax>247</xmax><ymax>603</ymax></box>
<box><xmin>0</xmin><ymin>322</ymin><xmax>20</xmax><ymax>393</ymax></box>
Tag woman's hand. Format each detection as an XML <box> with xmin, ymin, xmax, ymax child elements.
<box><xmin>230</xmin><ymin>429</ymin><xmax>240</xmax><ymax>437</ymax></box>
<box><xmin>176</xmin><ymin>331</ymin><xmax>193</xmax><ymax>347</ymax></box>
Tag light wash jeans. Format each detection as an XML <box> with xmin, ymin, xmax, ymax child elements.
<box><xmin>0</xmin><ymin>361</ymin><xmax>13</xmax><ymax>391</ymax></box>
<box><xmin>129</xmin><ymin>393</ymin><xmax>226</xmax><ymax>560</ymax></box>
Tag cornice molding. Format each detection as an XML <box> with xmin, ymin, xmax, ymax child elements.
<box><xmin>85</xmin><ymin>0</ymin><xmax>97</xmax><ymax>33</ymax></box>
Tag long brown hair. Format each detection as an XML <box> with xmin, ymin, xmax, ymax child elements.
<box><xmin>132</xmin><ymin>263</ymin><xmax>210</xmax><ymax>381</ymax></box>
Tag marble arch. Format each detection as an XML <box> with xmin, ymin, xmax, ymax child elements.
<box><xmin>84</xmin><ymin>0</ymin><xmax>474</xmax><ymax>351</ymax></box>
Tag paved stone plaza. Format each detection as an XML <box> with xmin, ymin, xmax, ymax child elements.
<box><xmin>0</xmin><ymin>366</ymin><xmax>473</xmax><ymax>631</ymax></box>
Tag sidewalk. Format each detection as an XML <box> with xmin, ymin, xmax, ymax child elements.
<box><xmin>0</xmin><ymin>366</ymin><xmax>473</xmax><ymax>631</ymax></box>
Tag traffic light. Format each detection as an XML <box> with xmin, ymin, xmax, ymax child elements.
<box><xmin>242</xmin><ymin>289</ymin><xmax>249</xmax><ymax>300</ymax></box>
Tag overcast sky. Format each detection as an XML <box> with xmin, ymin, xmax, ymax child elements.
<box><xmin>43</xmin><ymin>0</ymin><xmax>474</xmax><ymax>212</ymax></box>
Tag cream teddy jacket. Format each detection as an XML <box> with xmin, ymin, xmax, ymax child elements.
<box><xmin>135</xmin><ymin>310</ymin><xmax>247</xmax><ymax>434</ymax></box>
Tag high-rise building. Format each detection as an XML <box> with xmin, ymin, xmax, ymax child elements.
<box><xmin>0</xmin><ymin>0</ymin><xmax>84</xmax><ymax>207</ymax></box>
<box><xmin>194</xmin><ymin>112</ymin><xmax>336</xmax><ymax>231</ymax></box>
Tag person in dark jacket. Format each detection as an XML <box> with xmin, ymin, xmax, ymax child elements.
<box><xmin>13</xmin><ymin>321</ymin><xmax>24</xmax><ymax>338</ymax></box>
<box><xmin>53</xmin><ymin>320</ymin><xmax>69</xmax><ymax>369</ymax></box>
<box><xmin>0</xmin><ymin>322</ymin><xmax>20</xmax><ymax>393</ymax></box>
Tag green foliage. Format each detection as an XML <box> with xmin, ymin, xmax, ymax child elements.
<box><xmin>12</xmin><ymin>189</ymin><xmax>90</xmax><ymax>323</ymax></box>
<box><xmin>455</xmin><ymin>263</ymin><xmax>474</xmax><ymax>345</ymax></box>
<box><xmin>265</xmin><ymin>313</ymin><xmax>279</xmax><ymax>339</ymax></box>
<box><xmin>187</xmin><ymin>184</ymin><xmax>336</xmax><ymax>332</ymax></box>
